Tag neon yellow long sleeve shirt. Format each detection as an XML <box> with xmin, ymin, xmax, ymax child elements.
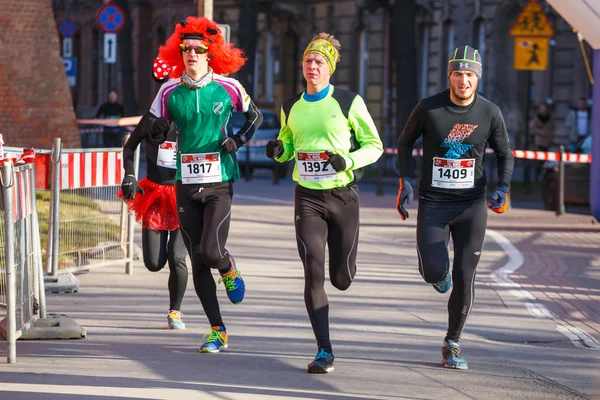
<box><xmin>276</xmin><ymin>85</ymin><xmax>383</xmax><ymax>190</ymax></box>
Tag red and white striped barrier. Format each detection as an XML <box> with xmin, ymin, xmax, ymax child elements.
<box><xmin>79</xmin><ymin>127</ymin><xmax>104</xmax><ymax>134</ymax></box>
<box><xmin>10</xmin><ymin>167</ymin><xmax>33</xmax><ymax>222</ymax></box>
<box><xmin>512</xmin><ymin>149</ymin><xmax>592</xmax><ymax>163</ymax></box>
<box><xmin>59</xmin><ymin>151</ymin><xmax>123</xmax><ymax>189</ymax></box>
<box><xmin>77</xmin><ymin>116</ymin><xmax>142</xmax><ymax>127</ymax></box>
<box><xmin>78</xmin><ymin>126</ymin><xmax>134</xmax><ymax>134</ymax></box>
<box><xmin>382</xmin><ymin>147</ymin><xmax>592</xmax><ymax>163</ymax></box>
<box><xmin>383</xmin><ymin>148</ymin><xmax>424</xmax><ymax>156</ymax></box>
<box><xmin>246</xmin><ymin>140</ymin><xmax>271</xmax><ymax>147</ymax></box>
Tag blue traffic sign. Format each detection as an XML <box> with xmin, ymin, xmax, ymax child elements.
<box><xmin>96</xmin><ymin>4</ymin><xmax>125</xmax><ymax>33</ymax></box>
<box><xmin>63</xmin><ymin>57</ymin><xmax>77</xmax><ymax>87</ymax></box>
<box><xmin>59</xmin><ymin>19</ymin><xmax>77</xmax><ymax>38</ymax></box>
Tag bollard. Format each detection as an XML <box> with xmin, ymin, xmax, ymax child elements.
<box><xmin>376</xmin><ymin>157</ymin><xmax>384</xmax><ymax>196</ymax></box>
<box><xmin>244</xmin><ymin>144</ymin><xmax>252</xmax><ymax>182</ymax></box>
<box><xmin>125</xmin><ymin>140</ymin><xmax>140</xmax><ymax>275</ymax></box>
<box><xmin>119</xmin><ymin>133</ymin><xmax>130</xmax><ymax>268</ymax></box>
<box><xmin>47</xmin><ymin>138</ymin><xmax>62</xmax><ymax>276</ymax></box>
<box><xmin>272</xmin><ymin>162</ymin><xmax>280</xmax><ymax>185</ymax></box>
<box><xmin>29</xmin><ymin>165</ymin><xmax>47</xmax><ymax>318</ymax></box>
<box><xmin>2</xmin><ymin>160</ymin><xmax>17</xmax><ymax>363</ymax></box>
<box><xmin>557</xmin><ymin>145</ymin><xmax>566</xmax><ymax>216</ymax></box>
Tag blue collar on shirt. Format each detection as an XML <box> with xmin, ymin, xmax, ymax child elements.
<box><xmin>304</xmin><ymin>85</ymin><xmax>331</xmax><ymax>102</ymax></box>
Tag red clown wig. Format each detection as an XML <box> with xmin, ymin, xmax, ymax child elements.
<box><xmin>158</xmin><ymin>16</ymin><xmax>246</xmax><ymax>77</ymax></box>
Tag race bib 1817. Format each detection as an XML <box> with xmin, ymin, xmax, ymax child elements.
<box><xmin>181</xmin><ymin>152</ymin><xmax>222</xmax><ymax>184</ymax></box>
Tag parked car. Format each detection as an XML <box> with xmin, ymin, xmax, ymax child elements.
<box><xmin>231</xmin><ymin>108</ymin><xmax>290</xmax><ymax>178</ymax></box>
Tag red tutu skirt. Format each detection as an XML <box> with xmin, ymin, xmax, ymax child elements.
<box><xmin>117</xmin><ymin>178</ymin><xmax>179</xmax><ymax>231</ymax></box>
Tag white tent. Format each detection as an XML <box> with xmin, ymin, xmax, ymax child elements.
<box><xmin>545</xmin><ymin>0</ymin><xmax>600</xmax><ymax>49</ymax></box>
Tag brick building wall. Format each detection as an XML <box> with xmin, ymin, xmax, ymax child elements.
<box><xmin>0</xmin><ymin>0</ymin><xmax>79</xmax><ymax>149</ymax></box>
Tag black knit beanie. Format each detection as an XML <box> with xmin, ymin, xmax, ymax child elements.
<box><xmin>448</xmin><ymin>45</ymin><xmax>482</xmax><ymax>78</ymax></box>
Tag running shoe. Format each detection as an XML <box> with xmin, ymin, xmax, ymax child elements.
<box><xmin>167</xmin><ymin>310</ymin><xmax>185</xmax><ymax>330</ymax></box>
<box><xmin>441</xmin><ymin>339</ymin><xmax>468</xmax><ymax>370</ymax></box>
<box><xmin>307</xmin><ymin>349</ymin><xmax>335</xmax><ymax>373</ymax></box>
<box><xmin>200</xmin><ymin>326</ymin><xmax>228</xmax><ymax>353</ymax></box>
<box><xmin>218</xmin><ymin>255</ymin><xmax>245</xmax><ymax>304</ymax></box>
<box><xmin>433</xmin><ymin>270</ymin><xmax>452</xmax><ymax>293</ymax></box>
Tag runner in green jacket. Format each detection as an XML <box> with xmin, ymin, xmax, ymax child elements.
<box><xmin>149</xmin><ymin>16</ymin><xmax>262</xmax><ymax>354</ymax></box>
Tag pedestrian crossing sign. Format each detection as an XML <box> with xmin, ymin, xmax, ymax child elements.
<box><xmin>514</xmin><ymin>37</ymin><xmax>549</xmax><ymax>70</ymax></box>
<box><xmin>509</xmin><ymin>0</ymin><xmax>554</xmax><ymax>37</ymax></box>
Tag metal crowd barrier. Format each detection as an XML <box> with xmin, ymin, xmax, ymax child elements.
<box><xmin>0</xmin><ymin>162</ymin><xmax>46</xmax><ymax>363</ymax></box>
<box><xmin>44</xmin><ymin>138</ymin><xmax>139</xmax><ymax>276</ymax></box>
<box><xmin>6</xmin><ymin>136</ymin><xmax>139</xmax><ymax>278</ymax></box>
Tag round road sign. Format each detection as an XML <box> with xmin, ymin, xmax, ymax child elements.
<box><xmin>96</xmin><ymin>4</ymin><xmax>126</xmax><ymax>33</ymax></box>
<box><xmin>59</xmin><ymin>19</ymin><xmax>77</xmax><ymax>38</ymax></box>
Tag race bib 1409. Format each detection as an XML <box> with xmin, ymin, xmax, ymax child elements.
<box><xmin>431</xmin><ymin>157</ymin><xmax>475</xmax><ymax>189</ymax></box>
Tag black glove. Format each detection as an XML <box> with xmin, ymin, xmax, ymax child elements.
<box><xmin>221</xmin><ymin>136</ymin><xmax>242</xmax><ymax>153</ymax></box>
<box><xmin>395</xmin><ymin>178</ymin><xmax>414</xmax><ymax>220</ymax></box>
<box><xmin>324</xmin><ymin>151</ymin><xmax>347</xmax><ymax>172</ymax></box>
<box><xmin>266</xmin><ymin>140</ymin><xmax>284</xmax><ymax>159</ymax></box>
<box><xmin>488</xmin><ymin>184</ymin><xmax>509</xmax><ymax>214</ymax></box>
<box><xmin>150</xmin><ymin>117</ymin><xmax>171</xmax><ymax>144</ymax></box>
<box><xmin>121</xmin><ymin>175</ymin><xmax>144</xmax><ymax>201</ymax></box>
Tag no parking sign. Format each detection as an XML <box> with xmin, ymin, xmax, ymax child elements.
<box><xmin>96</xmin><ymin>4</ymin><xmax>126</xmax><ymax>33</ymax></box>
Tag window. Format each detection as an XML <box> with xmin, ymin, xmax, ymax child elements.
<box><xmin>92</xmin><ymin>28</ymin><xmax>100</xmax><ymax>105</ymax></box>
<box><xmin>472</xmin><ymin>17</ymin><xmax>485</xmax><ymax>94</ymax></box>
<box><xmin>156</xmin><ymin>26</ymin><xmax>166</xmax><ymax>47</ymax></box>
<box><xmin>230</xmin><ymin>110</ymin><xmax>280</xmax><ymax>130</ymax></box>
<box><xmin>356</xmin><ymin>24</ymin><xmax>369</xmax><ymax>98</ymax></box>
<box><xmin>417</xmin><ymin>23</ymin><xmax>430</xmax><ymax>99</ymax></box>
<box><xmin>440</xmin><ymin>19</ymin><xmax>455</xmax><ymax>89</ymax></box>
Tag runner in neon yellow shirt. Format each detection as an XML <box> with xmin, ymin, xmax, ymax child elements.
<box><xmin>267</xmin><ymin>32</ymin><xmax>383</xmax><ymax>374</ymax></box>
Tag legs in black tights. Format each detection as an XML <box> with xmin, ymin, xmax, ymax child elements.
<box><xmin>142</xmin><ymin>228</ymin><xmax>188</xmax><ymax>311</ymax></box>
<box><xmin>176</xmin><ymin>182</ymin><xmax>233</xmax><ymax>328</ymax></box>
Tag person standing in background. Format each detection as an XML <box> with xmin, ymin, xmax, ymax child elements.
<box><xmin>95</xmin><ymin>89</ymin><xmax>125</xmax><ymax>148</ymax></box>
<box><xmin>530</xmin><ymin>102</ymin><xmax>555</xmax><ymax>180</ymax></box>
<box><xmin>565</xmin><ymin>97</ymin><xmax>592</xmax><ymax>152</ymax></box>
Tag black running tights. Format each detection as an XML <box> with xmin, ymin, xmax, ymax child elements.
<box><xmin>142</xmin><ymin>228</ymin><xmax>188</xmax><ymax>311</ymax></box>
<box><xmin>295</xmin><ymin>184</ymin><xmax>360</xmax><ymax>353</ymax></box>
<box><xmin>416</xmin><ymin>198</ymin><xmax>488</xmax><ymax>342</ymax></box>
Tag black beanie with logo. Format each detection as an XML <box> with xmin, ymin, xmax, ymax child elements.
<box><xmin>448</xmin><ymin>45</ymin><xmax>482</xmax><ymax>78</ymax></box>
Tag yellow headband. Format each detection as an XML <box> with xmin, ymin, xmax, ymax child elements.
<box><xmin>303</xmin><ymin>39</ymin><xmax>339</xmax><ymax>75</ymax></box>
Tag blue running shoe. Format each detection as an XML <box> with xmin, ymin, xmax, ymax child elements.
<box><xmin>218</xmin><ymin>255</ymin><xmax>245</xmax><ymax>304</ymax></box>
<box><xmin>307</xmin><ymin>349</ymin><xmax>335</xmax><ymax>373</ymax></box>
<box><xmin>441</xmin><ymin>340</ymin><xmax>468</xmax><ymax>370</ymax></box>
<box><xmin>433</xmin><ymin>271</ymin><xmax>451</xmax><ymax>293</ymax></box>
<box><xmin>167</xmin><ymin>310</ymin><xmax>185</xmax><ymax>330</ymax></box>
<box><xmin>200</xmin><ymin>326</ymin><xmax>228</xmax><ymax>353</ymax></box>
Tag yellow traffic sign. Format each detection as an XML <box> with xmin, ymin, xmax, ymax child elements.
<box><xmin>514</xmin><ymin>37</ymin><xmax>549</xmax><ymax>70</ymax></box>
<box><xmin>509</xmin><ymin>0</ymin><xmax>554</xmax><ymax>37</ymax></box>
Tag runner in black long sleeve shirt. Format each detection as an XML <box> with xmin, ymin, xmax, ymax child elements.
<box><xmin>395</xmin><ymin>46</ymin><xmax>514</xmax><ymax>370</ymax></box>
<box><xmin>120</xmin><ymin>110</ymin><xmax>189</xmax><ymax>330</ymax></box>
<box><xmin>397</xmin><ymin>89</ymin><xmax>514</xmax><ymax>203</ymax></box>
